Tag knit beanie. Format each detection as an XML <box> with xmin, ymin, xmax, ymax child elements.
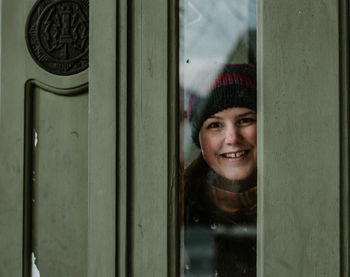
<box><xmin>187</xmin><ymin>64</ymin><xmax>257</xmax><ymax>148</ymax></box>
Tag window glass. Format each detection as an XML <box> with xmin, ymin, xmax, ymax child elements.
<box><xmin>180</xmin><ymin>1</ymin><xmax>257</xmax><ymax>276</ymax></box>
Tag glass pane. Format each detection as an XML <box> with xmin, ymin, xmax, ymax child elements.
<box><xmin>179</xmin><ymin>1</ymin><xmax>257</xmax><ymax>276</ymax></box>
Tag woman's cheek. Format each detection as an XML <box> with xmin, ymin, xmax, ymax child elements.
<box><xmin>200</xmin><ymin>132</ymin><xmax>220</xmax><ymax>156</ymax></box>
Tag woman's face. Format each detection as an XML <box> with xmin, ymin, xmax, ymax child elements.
<box><xmin>199</xmin><ymin>107</ymin><xmax>257</xmax><ymax>182</ymax></box>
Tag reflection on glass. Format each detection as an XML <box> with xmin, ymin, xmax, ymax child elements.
<box><xmin>180</xmin><ymin>1</ymin><xmax>257</xmax><ymax>277</ymax></box>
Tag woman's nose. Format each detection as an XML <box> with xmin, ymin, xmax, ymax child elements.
<box><xmin>224</xmin><ymin>126</ymin><xmax>241</xmax><ymax>145</ymax></box>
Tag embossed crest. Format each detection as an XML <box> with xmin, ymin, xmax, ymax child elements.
<box><xmin>26</xmin><ymin>0</ymin><xmax>89</xmax><ymax>75</ymax></box>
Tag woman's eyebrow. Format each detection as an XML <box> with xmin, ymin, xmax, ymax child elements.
<box><xmin>237</xmin><ymin>111</ymin><xmax>256</xmax><ymax>117</ymax></box>
<box><xmin>208</xmin><ymin>115</ymin><xmax>223</xmax><ymax>119</ymax></box>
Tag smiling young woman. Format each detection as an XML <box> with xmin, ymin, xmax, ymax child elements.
<box><xmin>199</xmin><ymin>107</ymin><xmax>257</xmax><ymax>187</ymax></box>
<box><xmin>183</xmin><ymin>64</ymin><xmax>257</xmax><ymax>277</ymax></box>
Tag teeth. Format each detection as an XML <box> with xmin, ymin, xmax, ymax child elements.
<box><xmin>223</xmin><ymin>151</ymin><xmax>245</xmax><ymax>158</ymax></box>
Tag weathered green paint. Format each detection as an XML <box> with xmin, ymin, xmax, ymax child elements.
<box><xmin>28</xmin><ymin>82</ymin><xmax>88</xmax><ymax>277</ymax></box>
<box><xmin>1</xmin><ymin>0</ymin><xmax>117</xmax><ymax>276</ymax></box>
<box><xmin>88</xmin><ymin>1</ymin><xmax>116</xmax><ymax>277</ymax></box>
<box><xmin>128</xmin><ymin>0</ymin><xmax>170</xmax><ymax>275</ymax></box>
<box><xmin>0</xmin><ymin>1</ymin><xmax>26</xmax><ymax>276</ymax></box>
<box><xmin>257</xmin><ymin>0</ymin><xmax>344</xmax><ymax>276</ymax></box>
<box><xmin>117</xmin><ymin>0</ymin><xmax>178</xmax><ymax>276</ymax></box>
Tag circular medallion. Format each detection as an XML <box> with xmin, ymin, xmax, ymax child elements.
<box><xmin>26</xmin><ymin>0</ymin><xmax>89</xmax><ymax>75</ymax></box>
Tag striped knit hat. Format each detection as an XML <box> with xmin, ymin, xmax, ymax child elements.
<box><xmin>187</xmin><ymin>64</ymin><xmax>257</xmax><ymax>147</ymax></box>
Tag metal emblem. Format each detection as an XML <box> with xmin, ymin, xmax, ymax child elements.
<box><xmin>26</xmin><ymin>0</ymin><xmax>89</xmax><ymax>75</ymax></box>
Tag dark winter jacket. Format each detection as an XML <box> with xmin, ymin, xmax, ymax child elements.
<box><xmin>184</xmin><ymin>154</ymin><xmax>257</xmax><ymax>277</ymax></box>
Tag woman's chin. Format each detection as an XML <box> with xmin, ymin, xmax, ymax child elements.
<box><xmin>220</xmin><ymin>169</ymin><xmax>257</xmax><ymax>184</ymax></box>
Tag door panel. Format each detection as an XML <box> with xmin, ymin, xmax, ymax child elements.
<box><xmin>26</xmin><ymin>82</ymin><xmax>88</xmax><ymax>276</ymax></box>
<box><xmin>257</xmin><ymin>0</ymin><xmax>348</xmax><ymax>276</ymax></box>
<box><xmin>0</xmin><ymin>0</ymin><xmax>116</xmax><ymax>276</ymax></box>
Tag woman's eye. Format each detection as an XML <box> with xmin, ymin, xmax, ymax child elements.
<box><xmin>207</xmin><ymin>122</ymin><xmax>222</xmax><ymax>129</ymax></box>
<box><xmin>237</xmin><ymin>118</ymin><xmax>256</xmax><ymax>125</ymax></box>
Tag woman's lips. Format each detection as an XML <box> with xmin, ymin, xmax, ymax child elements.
<box><xmin>220</xmin><ymin>150</ymin><xmax>249</xmax><ymax>160</ymax></box>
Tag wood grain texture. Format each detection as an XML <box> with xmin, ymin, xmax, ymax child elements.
<box><xmin>128</xmin><ymin>0</ymin><xmax>169</xmax><ymax>275</ymax></box>
<box><xmin>0</xmin><ymin>1</ymin><xmax>26</xmax><ymax>276</ymax></box>
<box><xmin>88</xmin><ymin>1</ymin><xmax>117</xmax><ymax>276</ymax></box>
<box><xmin>1</xmin><ymin>1</ymin><xmax>90</xmax><ymax>277</ymax></box>
<box><xmin>257</xmin><ymin>0</ymin><xmax>341</xmax><ymax>276</ymax></box>
<box><xmin>29</xmin><ymin>84</ymin><xmax>88</xmax><ymax>277</ymax></box>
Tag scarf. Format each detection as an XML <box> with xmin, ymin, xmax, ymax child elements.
<box><xmin>207</xmin><ymin>183</ymin><xmax>257</xmax><ymax>215</ymax></box>
<box><xmin>185</xmin><ymin>154</ymin><xmax>257</xmax><ymax>219</ymax></box>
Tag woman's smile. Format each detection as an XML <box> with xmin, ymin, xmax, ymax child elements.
<box><xmin>220</xmin><ymin>150</ymin><xmax>249</xmax><ymax>159</ymax></box>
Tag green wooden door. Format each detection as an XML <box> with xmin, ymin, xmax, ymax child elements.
<box><xmin>257</xmin><ymin>0</ymin><xmax>349</xmax><ymax>276</ymax></box>
<box><xmin>0</xmin><ymin>0</ymin><xmax>116</xmax><ymax>276</ymax></box>
<box><xmin>0</xmin><ymin>0</ymin><xmax>349</xmax><ymax>277</ymax></box>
